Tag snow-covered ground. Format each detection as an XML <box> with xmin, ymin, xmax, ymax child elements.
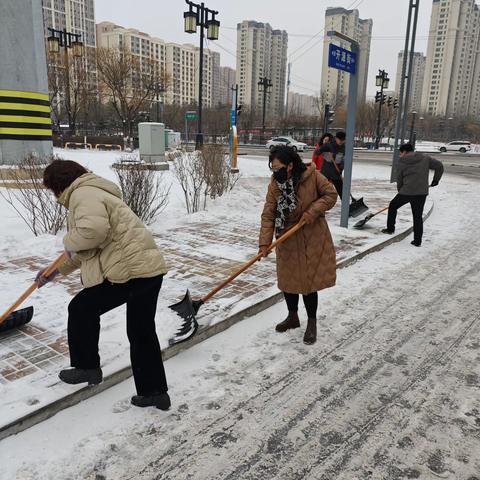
<box><xmin>0</xmin><ymin>150</ymin><xmax>429</xmax><ymax>431</ymax></box>
<box><xmin>0</xmin><ymin>163</ymin><xmax>478</xmax><ymax>479</ymax></box>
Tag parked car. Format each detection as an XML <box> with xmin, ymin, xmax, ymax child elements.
<box><xmin>438</xmin><ymin>141</ymin><xmax>471</xmax><ymax>153</ymax></box>
<box><xmin>266</xmin><ymin>136</ymin><xmax>308</xmax><ymax>152</ymax></box>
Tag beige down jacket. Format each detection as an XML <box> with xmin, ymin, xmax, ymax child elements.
<box><xmin>57</xmin><ymin>173</ymin><xmax>167</xmax><ymax>288</ymax></box>
<box><xmin>259</xmin><ymin>164</ymin><xmax>337</xmax><ymax>295</ymax></box>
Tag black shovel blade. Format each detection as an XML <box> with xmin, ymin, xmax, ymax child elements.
<box><xmin>349</xmin><ymin>197</ymin><xmax>369</xmax><ymax>218</ymax></box>
<box><xmin>0</xmin><ymin>306</ymin><xmax>34</xmax><ymax>334</ymax></box>
<box><xmin>353</xmin><ymin>213</ymin><xmax>375</xmax><ymax>229</ymax></box>
<box><xmin>168</xmin><ymin>290</ymin><xmax>201</xmax><ymax>346</ymax></box>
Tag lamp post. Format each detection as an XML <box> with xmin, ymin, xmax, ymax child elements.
<box><xmin>374</xmin><ymin>69</ymin><xmax>390</xmax><ymax>149</ymax></box>
<box><xmin>258</xmin><ymin>76</ymin><xmax>272</xmax><ymax>141</ymax></box>
<box><xmin>154</xmin><ymin>81</ymin><xmax>166</xmax><ymax>123</ymax></box>
<box><xmin>47</xmin><ymin>28</ymin><xmax>84</xmax><ymax>136</ymax></box>
<box><xmin>183</xmin><ymin>0</ymin><xmax>220</xmax><ymax>150</ymax></box>
<box><xmin>409</xmin><ymin>111</ymin><xmax>417</xmax><ymax>146</ymax></box>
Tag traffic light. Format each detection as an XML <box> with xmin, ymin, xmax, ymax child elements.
<box><xmin>393</xmin><ymin>98</ymin><xmax>399</xmax><ymax>109</ymax></box>
<box><xmin>324</xmin><ymin>104</ymin><xmax>334</xmax><ymax>131</ymax></box>
<box><xmin>375</xmin><ymin>91</ymin><xmax>382</xmax><ymax>103</ymax></box>
<box><xmin>387</xmin><ymin>96</ymin><xmax>393</xmax><ymax>107</ymax></box>
<box><xmin>237</xmin><ymin>104</ymin><xmax>242</xmax><ymax>117</ymax></box>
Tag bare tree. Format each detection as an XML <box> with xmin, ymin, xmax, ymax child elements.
<box><xmin>96</xmin><ymin>46</ymin><xmax>168</xmax><ymax>143</ymax></box>
<box><xmin>0</xmin><ymin>155</ymin><xmax>67</xmax><ymax>236</ymax></box>
<box><xmin>46</xmin><ymin>50</ymin><xmax>93</xmax><ymax>135</ymax></box>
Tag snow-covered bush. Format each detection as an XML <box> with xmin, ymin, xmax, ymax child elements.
<box><xmin>114</xmin><ymin>161</ymin><xmax>171</xmax><ymax>225</ymax></box>
<box><xmin>0</xmin><ymin>154</ymin><xmax>67</xmax><ymax>236</ymax></box>
<box><xmin>172</xmin><ymin>146</ymin><xmax>240</xmax><ymax>214</ymax></box>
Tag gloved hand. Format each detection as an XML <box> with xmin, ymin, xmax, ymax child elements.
<box><xmin>35</xmin><ymin>268</ymin><xmax>59</xmax><ymax>288</ymax></box>
<box><xmin>430</xmin><ymin>180</ymin><xmax>439</xmax><ymax>187</ymax></box>
<box><xmin>258</xmin><ymin>246</ymin><xmax>270</xmax><ymax>258</ymax></box>
<box><xmin>301</xmin><ymin>211</ymin><xmax>315</xmax><ymax>225</ymax></box>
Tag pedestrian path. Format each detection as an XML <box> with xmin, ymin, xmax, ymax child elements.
<box><xmin>0</xmin><ymin>173</ymin><xmax>425</xmax><ymax>432</ymax></box>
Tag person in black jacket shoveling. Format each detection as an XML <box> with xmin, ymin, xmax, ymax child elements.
<box><xmin>382</xmin><ymin>143</ymin><xmax>444</xmax><ymax>247</ymax></box>
<box><xmin>318</xmin><ymin>131</ymin><xmax>346</xmax><ymax>198</ymax></box>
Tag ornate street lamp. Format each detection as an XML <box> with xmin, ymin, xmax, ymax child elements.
<box><xmin>184</xmin><ymin>0</ymin><xmax>220</xmax><ymax>149</ymax></box>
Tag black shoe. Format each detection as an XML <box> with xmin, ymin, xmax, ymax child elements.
<box><xmin>131</xmin><ymin>393</ymin><xmax>171</xmax><ymax>410</ymax></box>
<box><xmin>59</xmin><ymin>367</ymin><xmax>103</xmax><ymax>385</ymax></box>
<box><xmin>411</xmin><ymin>240</ymin><xmax>421</xmax><ymax>247</ymax></box>
<box><xmin>381</xmin><ymin>228</ymin><xmax>395</xmax><ymax>234</ymax></box>
<box><xmin>303</xmin><ymin>318</ymin><xmax>317</xmax><ymax>345</ymax></box>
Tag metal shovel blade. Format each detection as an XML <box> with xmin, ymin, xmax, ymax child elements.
<box><xmin>349</xmin><ymin>197</ymin><xmax>369</xmax><ymax>218</ymax></box>
<box><xmin>354</xmin><ymin>213</ymin><xmax>375</xmax><ymax>229</ymax></box>
<box><xmin>168</xmin><ymin>290</ymin><xmax>202</xmax><ymax>346</ymax></box>
<box><xmin>0</xmin><ymin>306</ymin><xmax>34</xmax><ymax>334</ymax></box>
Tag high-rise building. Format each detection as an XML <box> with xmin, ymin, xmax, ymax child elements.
<box><xmin>219</xmin><ymin>67</ymin><xmax>236</xmax><ymax>106</ymax></box>
<box><xmin>287</xmin><ymin>92</ymin><xmax>318</xmax><ymax>117</ymax></box>
<box><xmin>96</xmin><ymin>22</ymin><xmax>221</xmax><ymax>107</ymax></box>
<box><xmin>42</xmin><ymin>0</ymin><xmax>97</xmax><ymax>85</ymax></box>
<box><xmin>236</xmin><ymin>20</ymin><xmax>288</xmax><ymax>118</ymax></box>
<box><xmin>421</xmin><ymin>0</ymin><xmax>480</xmax><ymax>117</ymax></box>
<box><xmin>395</xmin><ymin>51</ymin><xmax>426</xmax><ymax>112</ymax></box>
<box><xmin>320</xmin><ymin>8</ymin><xmax>372</xmax><ymax>106</ymax></box>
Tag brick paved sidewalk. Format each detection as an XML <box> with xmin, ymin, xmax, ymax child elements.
<box><xmin>0</xmin><ymin>173</ymin><xmax>423</xmax><ymax>428</ymax></box>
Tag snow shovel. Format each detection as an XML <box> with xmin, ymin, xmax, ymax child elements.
<box><xmin>0</xmin><ymin>253</ymin><xmax>67</xmax><ymax>334</ymax></box>
<box><xmin>169</xmin><ymin>220</ymin><xmax>307</xmax><ymax>345</ymax></box>
<box><xmin>354</xmin><ymin>206</ymin><xmax>389</xmax><ymax>229</ymax></box>
<box><xmin>331</xmin><ymin>161</ymin><xmax>368</xmax><ymax>218</ymax></box>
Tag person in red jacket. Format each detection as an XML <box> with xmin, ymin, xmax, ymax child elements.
<box><xmin>312</xmin><ymin>133</ymin><xmax>333</xmax><ymax>171</ymax></box>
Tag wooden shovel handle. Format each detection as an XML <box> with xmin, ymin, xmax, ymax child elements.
<box><xmin>0</xmin><ymin>253</ymin><xmax>67</xmax><ymax>324</ymax></box>
<box><xmin>374</xmin><ymin>206</ymin><xmax>389</xmax><ymax>216</ymax></box>
<box><xmin>202</xmin><ymin>221</ymin><xmax>306</xmax><ymax>304</ymax></box>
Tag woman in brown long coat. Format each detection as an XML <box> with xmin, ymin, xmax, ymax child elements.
<box><xmin>259</xmin><ymin>146</ymin><xmax>338</xmax><ymax>345</ymax></box>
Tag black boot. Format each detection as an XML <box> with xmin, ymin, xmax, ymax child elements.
<box><xmin>131</xmin><ymin>393</ymin><xmax>171</xmax><ymax>411</ymax></box>
<box><xmin>59</xmin><ymin>367</ymin><xmax>103</xmax><ymax>385</ymax></box>
<box><xmin>381</xmin><ymin>228</ymin><xmax>394</xmax><ymax>234</ymax></box>
<box><xmin>411</xmin><ymin>240</ymin><xmax>421</xmax><ymax>247</ymax></box>
<box><xmin>303</xmin><ymin>318</ymin><xmax>317</xmax><ymax>345</ymax></box>
<box><xmin>276</xmin><ymin>312</ymin><xmax>300</xmax><ymax>332</ymax></box>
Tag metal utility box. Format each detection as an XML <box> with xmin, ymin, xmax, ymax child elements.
<box><xmin>139</xmin><ymin>122</ymin><xmax>168</xmax><ymax>169</ymax></box>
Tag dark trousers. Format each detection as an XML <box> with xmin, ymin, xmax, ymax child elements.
<box><xmin>331</xmin><ymin>179</ymin><xmax>343</xmax><ymax>199</ymax></box>
<box><xmin>284</xmin><ymin>292</ymin><xmax>318</xmax><ymax>319</ymax></box>
<box><xmin>67</xmin><ymin>274</ymin><xmax>167</xmax><ymax>396</ymax></box>
<box><xmin>387</xmin><ymin>194</ymin><xmax>427</xmax><ymax>244</ymax></box>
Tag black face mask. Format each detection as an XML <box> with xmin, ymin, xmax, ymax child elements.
<box><xmin>273</xmin><ymin>167</ymin><xmax>288</xmax><ymax>184</ymax></box>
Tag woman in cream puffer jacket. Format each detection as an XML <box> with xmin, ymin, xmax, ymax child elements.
<box><xmin>38</xmin><ymin>159</ymin><xmax>170</xmax><ymax>410</ymax></box>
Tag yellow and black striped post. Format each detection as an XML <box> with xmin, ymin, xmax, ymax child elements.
<box><xmin>0</xmin><ymin>90</ymin><xmax>52</xmax><ymax>141</ymax></box>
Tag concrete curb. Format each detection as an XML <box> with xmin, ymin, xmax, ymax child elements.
<box><xmin>0</xmin><ymin>202</ymin><xmax>433</xmax><ymax>441</ymax></box>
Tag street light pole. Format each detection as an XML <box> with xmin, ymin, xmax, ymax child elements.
<box><xmin>375</xmin><ymin>69</ymin><xmax>390</xmax><ymax>150</ymax></box>
<box><xmin>183</xmin><ymin>0</ymin><xmax>220</xmax><ymax>150</ymax></box>
<box><xmin>258</xmin><ymin>76</ymin><xmax>272</xmax><ymax>141</ymax></box>
<box><xmin>47</xmin><ymin>28</ymin><xmax>84</xmax><ymax>136</ymax></box>
<box><xmin>409</xmin><ymin>111</ymin><xmax>417</xmax><ymax>144</ymax></box>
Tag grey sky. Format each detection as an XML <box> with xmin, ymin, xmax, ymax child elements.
<box><xmin>96</xmin><ymin>0</ymin><xmax>432</xmax><ymax>99</ymax></box>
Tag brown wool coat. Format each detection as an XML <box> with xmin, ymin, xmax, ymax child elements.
<box><xmin>259</xmin><ymin>164</ymin><xmax>338</xmax><ymax>295</ymax></box>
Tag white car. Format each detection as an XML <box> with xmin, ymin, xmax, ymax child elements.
<box><xmin>266</xmin><ymin>137</ymin><xmax>308</xmax><ymax>152</ymax></box>
<box><xmin>438</xmin><ymin>141</ymin><xmax>471</xmax><ymax>153</ymax></box>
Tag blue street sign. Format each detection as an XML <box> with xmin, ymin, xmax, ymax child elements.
<box><xmin>230</xmin><ymin>109</ymin><xmax>237</xmax><ymax>126</ymax></box>
<box><xmin>328</xmin><ymin>43</ymin><xmax>357</xmax><ymax>74</ymax></box>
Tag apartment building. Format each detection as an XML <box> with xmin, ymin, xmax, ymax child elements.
<box><xmin>395</xmin><ymin>51</ymin><xmax>426</xmax><ymax>112</ymax></box>
<box><xmin>287</xmin><ymin>92</ymin><xmax>318</xmax><ymax>117</ymax></box>
<box><xmin>236</xmin><ymin>20</ymin><xmax>288</xmax><ymax>118</ymax></box>
<box><xmin>320</xmin><ymin>7</ymin><xmax>372</xmax><ymax>106</ymax></box>
<box><xmin>219</xmin><ymin>66</ymin><xmax>237</xmax><ymax>106</ymax></box>
<box><xmin>96</xmin><ymin>22</ymin><xmax>221</xmax><ymax>107</ymax></box>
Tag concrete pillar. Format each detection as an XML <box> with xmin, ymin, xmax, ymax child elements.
<box><xmin>0</xmin><ymin>0</ymin><xmax>53</xmax><ymax>165</ymax></box>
